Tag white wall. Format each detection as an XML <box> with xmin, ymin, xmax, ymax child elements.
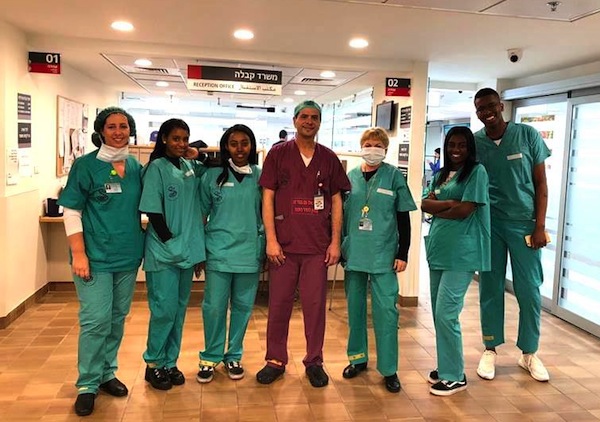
<box><xmin>0</xmin><ymin>20</ymin><xmax>118</xmax><ymax>317</ymax></box>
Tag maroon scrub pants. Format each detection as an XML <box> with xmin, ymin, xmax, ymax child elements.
<box><xmin>265</xmin><ymin>252</ymin><xmax>328</xmax><ymax>368</ymax></box>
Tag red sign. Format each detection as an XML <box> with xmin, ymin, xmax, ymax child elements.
<box><xmin>385</xmin><ymin>78</ymin><xmax>411</xmax><ymax>97</ymax></box>
<box><xmin>28</xmin><ymin>52</ymin><xmax>61</xmax><ymax>74</ymax></box>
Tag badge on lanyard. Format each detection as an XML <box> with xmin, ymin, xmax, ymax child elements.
<box><xmin>314</xmin><ymin>190</ymin><xmax>324</xmax><ymax>210</ymax></box>
<box><xmin>358</xmin><ymin>205</ymin><xmax>373</xmax><ymax>231</ymax></box>
<box><xmin>314</xmin><ymin>172</ymin><xmax>324</xmax><ymax>210</ymax></box>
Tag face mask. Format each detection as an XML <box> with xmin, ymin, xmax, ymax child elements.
<box><xmin>360</xmin><ymin>147</ymin><xmax>386</xmax><ymax>166</ymax></box>
<box><xmin>228</xmin><ymin>158</ymin><xmax>252</xmax><ymax>174</ymax></box>
<box><xmin>96</xmin><ymin>143</ymin><xmax>130</xmax><ymax>162</ymax></box>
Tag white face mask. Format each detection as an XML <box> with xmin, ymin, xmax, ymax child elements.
<box><xmin>360</xmin><ymin>147</ymin><xmax>386</xmax><ymax>166</ymax></box>
<box><xmin>96</xmin><ymin>143</ymin><xmax>130</xmax><ymax>162</ymax></box>
<box><xmin>228</xmin><ymin>158</ymin><xmax>252</xmax><ymax>174</ymax></box>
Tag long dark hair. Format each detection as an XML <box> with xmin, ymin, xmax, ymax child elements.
<box><xmin>216</xmin><ymin>124</ymin><xmax>258</xmax><ymax>187</ymax></box>
<box><xmin>149</xmin><ymin>118</ymin><xmax>190</xmax><ymax>162</ymax></box>
<box><xmin>434</xmin><ymin>126</ymin><xmax>477</xmax><ymax>187</ymax></box>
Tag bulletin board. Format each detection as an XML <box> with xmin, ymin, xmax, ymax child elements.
<box><xmin>56</xmin><ymin>95</ymin><xmax>88</xmax><ymax>176</ymax></box>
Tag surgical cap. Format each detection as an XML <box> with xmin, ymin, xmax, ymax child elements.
<box><xmin>294</xmin><ymin>100</ymin><xmax>322</xmax><ymax>118</ymax></box>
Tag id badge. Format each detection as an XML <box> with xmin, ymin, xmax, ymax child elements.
<box><xmin>358</xmin><ymin>217</ymin><xmax>373</xmax><ymax>231</ymax></box>
<box><xmin>314</xmin><ymin>195</ymin><xmax>324</xmax><ymax>210</ymax></box>
<box><xmin>105</xmin><ymin>182</ymin><xmax>122</xmax><ymax>194</ymax></box>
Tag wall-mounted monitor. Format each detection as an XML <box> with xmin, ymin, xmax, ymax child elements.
<box><xmin>375</xmin><ymin>101</ymin><xmax>395</xmax><ymax>131</ymax></box>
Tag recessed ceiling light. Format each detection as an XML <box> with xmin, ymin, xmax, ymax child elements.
<box><xmin>294</xmin><ymin>90</ymin><xmax>306</xmax><ymax>96</ymax></box>
<box><xmin>156</xmin><ymin>81</ymin><xmax>169</xmax><ymax>87</ymax></box>
<box><xmin>111</xmin><ymin>21</ymin><xmax>134</xmax><ymax>32</ymax></box>
<box><xmin>283</xmin><ymin>98</ymin><xmax>294</xmax><ymax>103</ymax></box>
<box><xmin>134</xmin><ymin>58</ymin><xmax>152</xmax><ymax>67</ymax></box>
<box><xmin>349</xmin><ymin>38</ymin><xmax>369</xmax><ymax>49</ymax></box>
<box><xmin>234</xmin><ymin>29</ymin><xmax>254</xmax><ymax>40</ymax></box>
<box><xmin>320</xmin><ymin>70</ymin><xmax>336</xmax><ymax>78</ymax></box>
<box><xmin>165</xmin><ymin>91</ymin><xmax>176</xmax><ymax>96</ymax></box>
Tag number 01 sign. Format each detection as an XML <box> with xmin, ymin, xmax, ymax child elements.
<box><xmin>28</xmin><ymin>52</ymin><xmax>61</xmax><ymax>75</ymax></box>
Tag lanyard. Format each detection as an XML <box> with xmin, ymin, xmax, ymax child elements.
<box><xmin>361</xmin><ymin>172</ymin><xmax>378</xmax><ymax>217</ymax></box>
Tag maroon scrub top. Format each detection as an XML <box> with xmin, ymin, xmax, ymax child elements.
<box><xmin>260</xmin><ymin>140</ymin><xmax>351</xmax><ymax>255</ymax></box>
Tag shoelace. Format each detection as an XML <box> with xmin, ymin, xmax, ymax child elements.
<box><xmin>153</xmin><ymin>367</ymin><xmax>168</xmax><ymax>380</ymax></box>
<box><xmin>228</xmin><ymin>362</ymin><xmax>241</xmax><ymax>369</ymax></box>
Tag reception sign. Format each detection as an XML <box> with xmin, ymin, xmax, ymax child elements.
<box><xmin>187</xmin><ymin>65</ymin><xmax>282</xmax><ymax>95</ymax></box>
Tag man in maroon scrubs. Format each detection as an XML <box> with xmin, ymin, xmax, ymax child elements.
<box><xmin>256</xmin><ymin>100</ymin><xmax>351</xmax><ymax>387</ymax></box>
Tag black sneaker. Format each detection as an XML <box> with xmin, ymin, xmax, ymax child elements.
<box><xmin>256</xmin><ymin>364</ymin><xmax>285</xmax><ymax>384</ymax></box>
<box><xmin>225</xmin><ymin>361</ymin><xmax>244</xmax><ymax>380</ymax></box>
<box><xmin>196</xmin><ymin>365</ymin><xmax>214</xmax><ymax>383</ymax></box>
<box><xmin>74</xmin><ymin>393</ymin><xmax>95</xmax><ymax>416</ymax></box>
<box><xmin>384</xmin><ymin>373</ymin><xmax>401</xmax><ymax>393</ymax></box>
<box><xmin>429</xmin><ymin>377</ymin><xmax>467</xmax><ymax>396</ymax></box>
<box><xmin>428</xmin><ymin>369</ymin><xmax>439</xmax><ymax>384</ymax></box>
<box><xmin>145</xmin><ymin>366</ymin><xmax>172</xmax><ymax>390</ymax></box>
<box><xmin>342</xmin><ymin>362</ymin><xmax>367</xmax><ymax>379</ymax></box>
<box><xmin>166</xmin><ymin>366</ymin><xmax>185</xmax><ymax>385</ymax></box>
<box><xmin>306</xmin><ymin>365</ymin><xmax>329</xmax><ymax>388</ymax></box>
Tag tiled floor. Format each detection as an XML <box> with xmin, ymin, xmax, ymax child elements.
<box><xmin>1</xmin><ymin>280</ymin><xmax>600</xmax><ymax>421</ymax></box>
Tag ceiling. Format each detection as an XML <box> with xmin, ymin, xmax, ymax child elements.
<box><xmin>4</xmin><ymin>0</ymin><xmax>600</xmax><ymax>117</ymax></box>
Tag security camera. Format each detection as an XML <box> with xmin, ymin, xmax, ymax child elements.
<box><xmin>507</xmin><ymin>48</ymin><xmax>522</xmax><ymax>63</ymax></box>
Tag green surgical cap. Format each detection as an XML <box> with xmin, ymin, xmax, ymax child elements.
<box><xmin>294</xmin><ymin>100</ymin><xmax>322</xmax><ymax>117</ymax></box>
<box><xmin>93</xmin><ymin>106</ymin><xmax>137</xmax><ymax>138</ymax></box>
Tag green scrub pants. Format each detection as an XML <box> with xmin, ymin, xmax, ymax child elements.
<box><xmin>144</xmin><ymin>266</ymin><xmax>194</xmax><ymax>368</ymax></box>
<box><xmin>479</xmin><ymin>218</ymin><xmax>542</xmax><ymax>353</ymax></box>
<box><xmin>199</xmin><ymin>270</ymin><xmax>259</xmax><ymax>366</ymax></box>
<box><xmin>74</xmin><ymin>270</ymin><xmax>137</xmax><ymax>394</ymax></box>
<box><xmin>345</xmin><ymin>270</ymin><xmax>399</xmax><ymax>377</ymax></box>
<box><xmin>430</xmin><ymin>270</ymin><xmax>473</xmax><ymax>382</ymax></box>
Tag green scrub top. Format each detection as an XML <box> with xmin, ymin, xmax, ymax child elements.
<box><xmin>474</xmin><ymin>122</ymin><xmax>551</xmax><ymax>220</ymax></box>
<box><xmin>57</xmin><ymin>151</ymin><xmax>144</xmax><ymax>272</ymax></box>
<box><xmin>200</xmin><ymin>166</ymin><xmax>265</xmax><ymax>273</ymax></box>
<box><xmin>342</xmin><ymin>163</ymin><xmax>416</xmax><ymax>273</ymax></box>
<box><xmin>423</xmin><ymin>164</ymin><xmax>491</xmax><ymax>272</ymax></box>
<box><xmin>140</xmin><ymin>157</ymin><xmax>206</xmax><ymax>271</ymax></box>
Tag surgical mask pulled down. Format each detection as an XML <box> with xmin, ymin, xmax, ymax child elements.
<box><xmin>360</xmin><ymin>147</ymin><xmax>386</xmax><ymax>167</ymax></box>
<box><xmin>96</xmin><ymin>143</ymin><xmax>130</xmax><ymax>162</ymax></box>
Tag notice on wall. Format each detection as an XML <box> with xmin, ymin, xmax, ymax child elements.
<box><xmin>6</xmin><ymin>148</ymin><xmax>19</xmax><ymax>186</ymax></box>
<box><xmin>397</xmin><ymin>142</ymin><xmax>410</xmax><ymax>180</ymax></box>
<box><xmin>18</xmin><ymin>93</ymin><xmax>31</xmax><ymax>120</ymax></box>
<box><xmin>187</xmin><ymin>65</ymin><xmax>283</xmax><ymax>95</ymax></box>
<box><xmin>18</xmin><ymin>122</ymin><xmax>32</xmax><ymax>148</ymax></box>
<box><xmin>400</xmin><ymin>106</ymin><xmax>412</xmax><ymax>128</ymax></box>
<box><xmin>57</xmin><ymin>96</ymin><xmax>87</xmax><ymax>176</ymax></box>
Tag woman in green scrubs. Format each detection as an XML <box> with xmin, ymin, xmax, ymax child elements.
<box><xmin>341</xmin><ymin>127</ymin><xmax>416</xmax><ymax>393</ymax></box>
<box><xmin>140</xmin><ymin>118</ymin><xmax>206</xmax><ymax>391</ymax></box>
<box><xmin>196</xmin><ymin>124</ymin><xmax>264</xmax><ymax>383</ymax></box>
<box><xmin>421</xmin><ymin>126</ymin><xmax>490</xmax><ymax>396</ymax></box>
<box><xmin>58</xmin><ymin>107</ymin><xmax>144</xmax><ymax>417</ymax></box>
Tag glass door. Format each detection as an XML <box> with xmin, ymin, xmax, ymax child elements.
<box><xmin>513</xmin><ymin>98</ymin><xmax>567</xmax><ymax>306</ymax></box>
<box><xmin>554</xmin><ymin>96</ymin><xmax>600</xmax><ymax>336</ymax></box>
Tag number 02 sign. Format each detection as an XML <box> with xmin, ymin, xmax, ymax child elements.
<box><xmin>28</xmin><ymin>52</ymin><xmax>61</xmax><ymax>75</ymax></box>
<box><xmin>385</xmin><ymin>78</ymin><xmax>411</xmax><ymax>97</ymax></box>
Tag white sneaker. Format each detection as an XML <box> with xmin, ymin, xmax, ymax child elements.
<box><xmin>477</xmin><ymin>350</ymin><xmax>497</xmax><ymax>380</ymax></box>
<box><xmin>518</xmin><ymin>353</ymin><xmax>549</xmax><ymax>382</ymax></box>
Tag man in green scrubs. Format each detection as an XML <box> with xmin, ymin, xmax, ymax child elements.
<box><xmin>473</xmin><ymin>88</ymin><xmax>551</xmax><ymax>382</ymax></box>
